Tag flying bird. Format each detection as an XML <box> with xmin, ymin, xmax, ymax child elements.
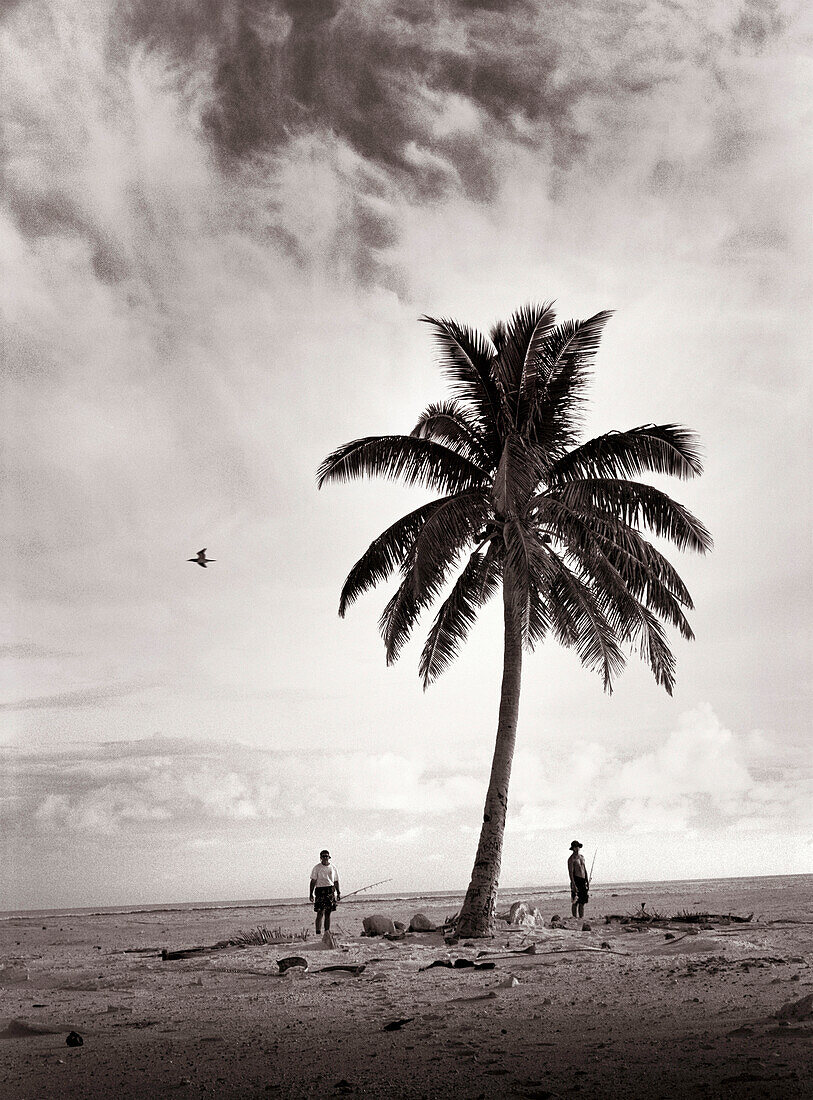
<box><xmin>188</xmin><ymin>549</ymin><xmax>215</xmax><ymax>568</ymax></box>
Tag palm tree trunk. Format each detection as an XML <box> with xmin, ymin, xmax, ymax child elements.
<box><xmin>456</xmin><ymin>582</ymin><xmax>523</xmax><ymax>938</ymax></box>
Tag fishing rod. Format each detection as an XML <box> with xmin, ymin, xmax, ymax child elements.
<box><xmin>589</xmin><ymin>849</ymin><xmax>597</xmax><ymax>886</ymax></box>
<box><xmin>341</xmin><ymin>877</ymin><xmax>393</xmax><ymax>900</ymax></box>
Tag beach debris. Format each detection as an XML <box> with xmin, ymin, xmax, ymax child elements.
<box><xmin>449</xmin><ymin>992</ymin><xmax>498</xmax><ymax>1004</ymax></box>
<box><xmin>382</xmin><ymin>1017</ymin><xmax>414</xmax><ymax>1031</ymax></box>
<box><xmin>277</xmin><ymin>956</ymin><xmax>308</xmax><ymax>974</ymax></box>
<box><xmin>334</xmin><ymin>1081</ymin><xmax>354</xmax><ymax>1093</ymax></box>
<box><xmin>409</xmin><ymin>913</ymin><xmax>436</xmax><ymax>932</ymax></box>
<box><xmin>66</xmin><ymin>1031</ymin><xmax>83</xmax><ymax>1047</ymax></box>
<box><xmin>550</xmin><ymin>914</ymin><xmax>561</xmax><ymax>925</ymax></box>
<box><xmin>476</xmin><ymin>945</ymin><xmax>536</xmax><ymax>960</ymax></box>
<box><xmin>604</xmin><ymin>907</ymin><xmax>753</xmax><ymax>926</ymax></box>
<box><xmin>582</xmin><ymin>922</ymin><xmax>592</xmax><ymax>932</ymax></box>
<box><xmin>774</xmin><ymin>993</ymin><xmax>813</xmax><ymax>1022</ymax></box>
<box><xmin>318</xmin><ymin>965</ymin><xmax>366</xmax><ymax>976</ymax></box>
<box><xmin>498</xmin><ymin>975</ymin><xmax>521</xmax><ymax>988</ymax></box>
<box><xmin>418</xmin><ymin>958</ymin><xmax>496</xmax><ymax>972</ymax></box>
<box><xmin>232</xmin><ymin>925</ymin><xmax>309</xmax><ymax>946</ymax></box>
<box><xmin>161</xmin><ymin>940</ymin><xmax>233</xmax><ymax>961</ymax></box>
<box><xmin>321</xmin><ymin>930</ymin><xmax>340</xmax><ymax>949</ymax></box>
<box><xmin>362</xmin><ymin>915</ymin><xmax>396</xmax><ymax>936</ymax></box>
<box><xmin>508</xmin><ymin>902</ymin><xmax>545</xmax><ymax>928</ymax></box>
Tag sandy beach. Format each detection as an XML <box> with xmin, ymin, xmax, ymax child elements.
<box><xmin>1</xmin><ymin>875</ymin><xmax>811</xmax><ymax>1098</ymax></box>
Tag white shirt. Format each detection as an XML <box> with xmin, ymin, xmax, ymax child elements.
<box><xmin>311</xmin><ymin>863</ymin><xmax>339</xmax><ymax>888</ymax></box>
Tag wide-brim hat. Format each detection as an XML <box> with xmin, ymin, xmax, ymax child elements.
<box><xmin>570</xmin><ymin>840</ymin><xmax>583</xmax><ymax>850</ymax></box>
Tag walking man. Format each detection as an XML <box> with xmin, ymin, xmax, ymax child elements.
<box><xmin>309</xmin><ymin>849</ymin><xmax>341</xmax><ymax>934</ymax></box>
<box><xmin>568</xmin><ymin>840</ymin><xmax>589</xmax><ymax>919</ymax></box>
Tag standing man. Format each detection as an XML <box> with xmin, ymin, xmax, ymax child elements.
<box><xmin>568</xmin><ymin>840</ymin><xmax>589</xmax><ymax>919</ymax></box>
<box><xmin>309</xmin><ymin>849</ymin><xmax>340</xmax><ymax>934</ymax></box>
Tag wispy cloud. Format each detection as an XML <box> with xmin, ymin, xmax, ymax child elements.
<box><xmin>0</xmin><ymin>682</ymin><xmax>153</xmax><ymax>712</ymax></box>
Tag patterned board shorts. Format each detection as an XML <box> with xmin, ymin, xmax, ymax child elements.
<box><xmin>313</xmin><ymin>886</ymin><xmax>337</xmax><ymax>913</ymax></box>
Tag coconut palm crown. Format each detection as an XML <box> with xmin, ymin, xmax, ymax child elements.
<box><xmin>317</xmin><ymin>303</ymin><xmax>711</xmax><ymax>937</ymax></box>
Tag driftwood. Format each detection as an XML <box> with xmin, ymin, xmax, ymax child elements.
<box><xmin>161</xmin><ymin>941</ymin><xmax>234</xmax><ymax>961</ymax></box>
<box><xmin>476</xmin><ymin>945</ymin><xmax>537</xmax><ymax>960</ymax></box>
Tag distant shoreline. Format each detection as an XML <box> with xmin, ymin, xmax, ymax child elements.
<box><xmin>3</xmin><ymin>871</ymin><xmax>810</xmax><ymax>922</ymax></box>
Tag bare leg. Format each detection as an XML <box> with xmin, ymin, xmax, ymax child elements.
<box><xmin>315</xmin><ymin>912</ymin><xmax>323</xmax><ymax>934</ymax></box>
<box><xmin>577</xmin><ymin>902</ymin><xmax>584</xmax><ymax>918</ymax></box>
<box><xmin>324</xmin><ymin>910</ymin><xmax>331</xmax><ymax>932</ymax></box>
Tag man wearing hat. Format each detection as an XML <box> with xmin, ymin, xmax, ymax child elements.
<box><xmin>568</xmin><ymin>840</ymin><xmax>589</xmax><ymax>918</ymax></box>
<box><xmin>309</xmin><ymin>849</ymin><xmax>341</xmax><ymax>934</ymax></box>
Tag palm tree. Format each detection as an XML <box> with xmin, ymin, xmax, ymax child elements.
<box><xmin>317</xmin><ymin>303</ymin><xmax>711</xmax><ymax>938</ymax></box>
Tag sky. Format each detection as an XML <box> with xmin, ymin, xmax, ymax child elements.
<box><xmin>1</xmin><ymin>0</ymin><xmax>811</xmax><ymax>911</ymax></box>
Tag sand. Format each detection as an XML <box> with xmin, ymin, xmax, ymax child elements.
<box><xmin>1</xmin><ymin>877</ymin><xmax>811</xmax><ymax>1098</ymax></box>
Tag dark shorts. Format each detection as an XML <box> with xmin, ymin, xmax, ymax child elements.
<box><xmin>313</xmin><ymin>886</ymin><xmax>337</xmax><ymax>913</ymax></box>
<box><xmin>572</xmin><ymin>877</ymin><xmax>589</xmax><ymax>905</ymax></box>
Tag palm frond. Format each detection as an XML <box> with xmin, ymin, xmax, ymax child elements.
<box><xmin>549</xmin><ymin>424</ymin><xmax>705</xmax><ymax>483</ymax></box>
<box><xmin>544</xmin><ymin>554</ymin><xmax>627</xmax><ymax>691</ymax></box>
<box><xmin>410</xmin><ymin>400</ymin><xmax>493</xmax><ymax>470</ymax></box>
<box><xmin>587</xmin><ymin>524</ymin><xmax>695</xmax><ymax>640</ymax></box>
<box><xmin>339</xmin><ymin>497</ymin><xmax>452</xmax><ymax>617</ymax></box>
<box><xmin>518</xmin><ymin>301</ymin><xmax>557</xmax><ymax>419</ymax></box>
<box><xmin>553</xmin><ymin>478</ymin><xmax>713</xmax><ymax>553</ymax></box>
<box><xmin>529</xmin><ymin>311</ymin><xmax>613</xmax><ymax>457</ymax></box>
<box><xmin>316</xmin><ymin>435</ymin><xmax>488</xmax><ymax>495</ymax></box>
<box><xmin>503</xmin><ymin>517</ymin><xmax>552</xmax><ymax>649</ymax></box>
<box><xmin>420</xmin><ymin>316</ymin><xmax>502</xmax><ymax>441</ymax></box>
<box><xmin>626</xmin><ymin>606</ymin><xmax>678</xmax><ymax>695</ymax></box>
<box><xmin>380</xmin><ymin>491</ymin><xmax>491</xmax><ymax>663</ymax></box>
<box><xmin>491</xmin><ymin>302</ymin><xmax>556</xmax><ymax>425</ymax></box>
<box><xmin>419</xmin><ymin>545</ymin><xmax>502</xmax><ymax>687</ymax></box>
<box><xmin>412</xmin><ymin>490</ymin><xmax>492</xmax><ymax>594</ymax></box>
<box><xmin>536</xmin><ymin>494</ymin><xmax>694</xmax><ymax>648</ymax></box>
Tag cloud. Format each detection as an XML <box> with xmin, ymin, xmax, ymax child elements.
<box><xmin>508</xmin><ymin>704</ymin><xmax>811</xmax><ymax>837</ymax></box>
<box><xmin>0</xmin><ymin>736</ymin><xmax>485</xmax><ymax>836</ymax></box>
<box><xmin>0</xmin><ymin>682</ymin><xmax>151</xmax><ymax>711</ymax></box>
<box><xmin>2</xmin><ymin>707</ymin><xmax>808</xmax><ymax>843</ymax></box>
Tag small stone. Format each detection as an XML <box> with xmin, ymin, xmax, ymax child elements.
<box><xmin>581</xmin><ymin>922</ymin><xmax>591</xmax><ymax>932</ymax></box>
<box><xmin>65</xmin><ymin>1031</ymin><xmax>83</xmax><ymax>1047</ymax></box>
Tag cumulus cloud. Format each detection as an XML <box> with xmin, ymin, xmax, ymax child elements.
<box><xmin>0</xmin><ymin>735</ymin><xmax>485</xmax><ymax>836</ymax></box>
<box><xmin>508</xmin><ymin>703</ymin><xmax>811</xmax><ymax>838</ymax></box>
<box><xmin>2</xmin><ymin>707</ymin><xmax>808</xmax><ymax>843</ymax></box>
